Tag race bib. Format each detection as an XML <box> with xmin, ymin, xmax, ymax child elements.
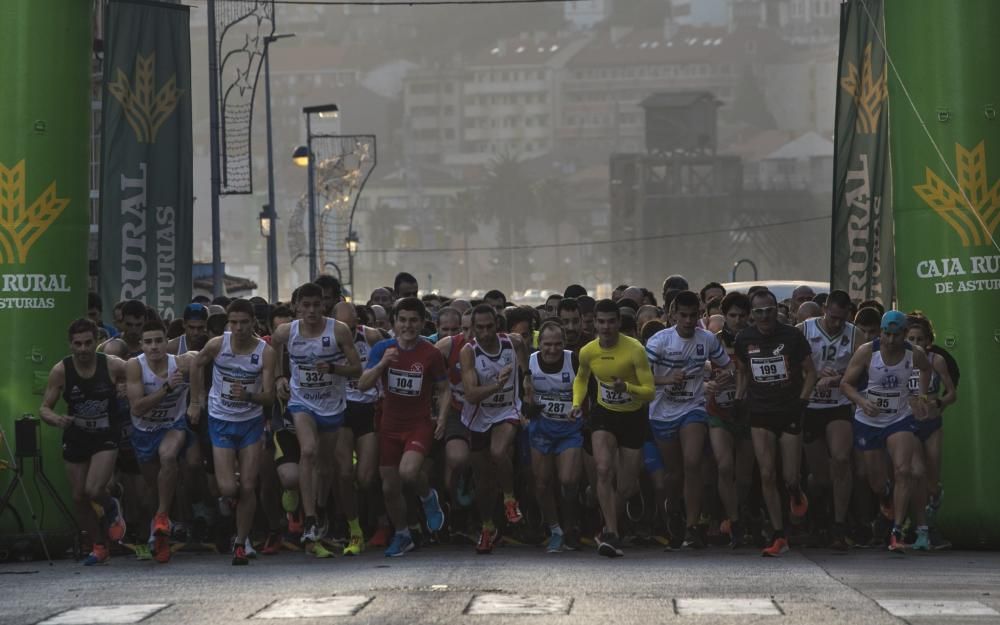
<box><xmin>539</xmin><ymin>393</ymin><xmax>573</xmax><ymax>420</ymax></box>
<box><xmin>387</xmin><ymin>368</ymin><xmax>423</xmax><ymax>397</ymax></box>
<box><xmin>750</xmin><ymin>356</ymin><xmax>788</xmax><ymax>383</ymax></box>
<box><xmin>482</xmin><ymin>386</ymin><xmax>514</xmax><ymax>408</ymax></box>
<box><xmin>297</xmin><ymin>365</ymin><xmax>333</xmax><ymax>389</ymax></box>
<box><xmin>714</xmin><ymin>388</ymin><xmax>737</xmax><ymax>408</ymax></box>
<box><xmin>599</xmin><ymin>382</ymin><xmax>632</xmax><ymax>406</ymax></box>
<box><xmin>665</xmin><ymin>375</ymin><xmax>697</xmax><ymax>402</ymax></box>
<box><xmin>867</xmin><ymin>389</ymin><xmax>902</xmax><ymax>415</ymax></box>
<box><xmin>810</xmin><ymin>386</ymin><xmax>842</xmax><ymax>405</ymax></box>
<box><xmin>73</xmin><ymin>414</ymin><xmax>110</xmax><ymax>431</ymax></box>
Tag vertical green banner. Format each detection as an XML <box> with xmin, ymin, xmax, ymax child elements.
<box><xmin>831</xmin><ymin>0</ymin><xmax>893</xmax><ymax>304</ymax></box>
<box><xmin>99</xmin><ymin>0</ymin><xmax>192</xmax><ymax>322</ymax></box>
<box><xmin>0</xmin><ymin>0</ymin><xmax>91</xmax><ymax>532</ymax></box>
<box><xmin>886</xmin><ymin>0</ymin><xmax>1000</xmax><ymax>546</ymax></box>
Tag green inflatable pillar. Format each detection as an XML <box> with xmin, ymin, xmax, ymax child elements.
<box><xmin>886</xmin><ymin>0</ymin><xmax>1000</xmax><ymax>546</ymax></box>
<box><xmin>0</xmin><ymin>0</ymin><xmax>92</xmax><ymax>534</ymax></box>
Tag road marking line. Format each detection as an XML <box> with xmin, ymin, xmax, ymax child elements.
<box><xmin>674</xmin><ymin>598</ymin><xmax>781</xmax><ymax>616</ymax></box>
<box><xmin>465</xmin><ymin>594</ymin><xmax>572</xmax><ymax>615</ymax></box>
<box><xmin>877</xmin><ymin>599</ymin><xmax>999</xmax><ymax>617</ymax></box>
<box><xmin>252</xmin><ymin>596</ymin><xmax>374</xmax><ymax>619</ymax></box>
<box><xmin>38</xmin><ymin>604</ymin><xmax>169</xmax><ymax>625</ymax></box>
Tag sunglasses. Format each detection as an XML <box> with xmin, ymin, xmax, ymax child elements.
<box><xmin>751</xmin><ymin>306</ymin><xmax>776</xmax><ymax>316</ymax></box>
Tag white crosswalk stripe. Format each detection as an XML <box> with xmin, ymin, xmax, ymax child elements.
<box><xmin>252</xmin><ymin>596</ymin><xmax>374</xmax><ymax>619</ymax></box>
<box><xmin>674</xmin><ymin>598</ymin><xmax>782</xmax><ymax>616</ymax></box>
<box><xmin>465</xmin><ymin>594</ymin><xmax>573</xmax><ymax>615</ymax></box>
<box><xmin>877</xmin><ymin>599</ymin><xmax>999</xmax><ymax>617</ymax></box>
<box><xmin>38</xmin><ymin>604</ymin><xmax>169</xmax><ymax>625</ymax></box>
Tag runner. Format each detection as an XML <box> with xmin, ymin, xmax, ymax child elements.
<box><xmin>269</xmin><ymin>282</ymin><xmax>363</xmax><ymax>555</ymax></box>
<box><xmin>125</xmin><ymin>319</ymin><xmax>198</xmax><ymax>563</ymax></box>
<box><xmin>39</xmin><ymin>319</ymin><xmax>128</xmax><ymax>565</ymax></box>
<box><xmin>393</xmin><ymin>272</ymin><xmax>420</xmax><ymax>299</ymax></box>
<box><xmin>797</xmin><ymin>289</ymin><xmax>860</xmax><ymax>550</ymax></box>
<box><xmin>435</xmin><ymin>309</ymin><xmax>473</xmax><ymax>537</ymax></box>
<box><xmin>557</xmin><ymin>298</ymin><xmax>586</xmax><ymax>355</ymax></box>
<box><xmin>734</xmin><ymin>289</ymin><xmax>818</xmax><ymax>557</ymax></box>
<box><xmin>333</xmin><ymin>301</ymin><xmax>383</xmax><ymax>555</ymax></box>
<box><xmin>168</xmin><ymin>303</ymin><xmax>210</xmax><ymax>355</ymax></box>
<box><xmin>572</xmin><ymin>299</ymin><xmax>655</xmax><ymax>557</ymax></box>
<box><xmin>645</xmin><ymin>291</ymin><xmax>732</xmax><ymax>549</ymax></box>
<box><xmin>460</xmin><ymin>304</ymin><xmax>531</xmax><ymax>554</ymax></box>
<box><xmin>99</xmin><ymin>299</ymin><xmax>147</xmax><ymax>358</ymax></box>
<box><xmin>357</xmin><ymin>297</ymin><xmax>448</xmax><ymax>556</ymax></box>
<box><xmin>704</xmin><ymin>292</ymin><xmax>754</xmax><ymax>548</ymax></box>
<box><xmin>840</xmin><ymin>311</ymin><xmax>935</xmax><ymax>552</ymax></box>
<box><xmin>525</xmin><ymin>321</ymin><xmax>582</xmax><ymax>553</ymax></box>
<box><xmin>188</xmin><ymin>299</ymin><xmax>276</xmax><ymax>565</ymax></box>
<box><xmin>313</xmin><ymin>274</ymin><xmax>343</xmax><ymax>316</ymax></box>
<box><xmin>905</xmin><ymin>313</ymin><xmax>957</xmax><ymax>549</ymax></box>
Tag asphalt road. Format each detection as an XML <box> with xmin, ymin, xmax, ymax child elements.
<box><xmin>1</xmin><ymin>544</ymin><xmax>998</xmax><ymax>625</ymax></box>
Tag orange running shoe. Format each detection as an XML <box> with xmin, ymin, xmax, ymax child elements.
<box><xmin>286</xmin><ymin>510</ymin><xmax>304</xmax><ymax>535</ymax></box>
<box><xmin>367</xmin><ymin>524</ymin><xmax>392</xmax><ymax>548</ymax></box>
<box><xmin>153</xmin><ymin>512</ymin><xmax>171</xmax><ymax>537</ymax></box>
<box><xmin>761</xmin><ymin>536</ymin><xmax>789</xmax><ymax>557</ymax></box>
<box><xmin>83</xmin><ymin>544</ymin><xmax>109</xmax><ymax>566</ymax></box>
<box><xmin>153</xmin><ymin>535</ymin><xmax>171</xmax><ymax>563</ymax></box>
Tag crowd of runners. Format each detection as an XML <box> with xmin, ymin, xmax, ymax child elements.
<box><xmin>40</xmin><ymin>272</ymin><xmax>958</xmax><ymax>565</ymax></box>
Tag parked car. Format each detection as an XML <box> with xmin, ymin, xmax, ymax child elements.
<box><xmin>720</xmin><ymin>280</ymin><xmax>829</xmax><ymax>303</ymax></box>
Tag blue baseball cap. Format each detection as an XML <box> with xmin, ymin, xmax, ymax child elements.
<box><xmin>880</xmin><ymin>310</ymin><xmax>907</xmax><ymax>333</ymax></box>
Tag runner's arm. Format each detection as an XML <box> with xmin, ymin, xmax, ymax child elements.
<box><xmin>188</xmin><ymin>337</ymin><xmax>221</xmax><ymax>413</ymax></box>
<box><xmin>911</xmin><ymin>346</ymin><xmax>932</xmax><ymax>397</ymax></box>
<box><xmin>251</xmin><ymin>344</ymin><xmax>276</xmax><ymax>407</ymax></box>
<box><xmin>126</xmin><ymin>358</ymin><xmax>168</xmax><ymax>415</ymax></box>
<box><xmin>572</xmin><ymin>348</ymin><xmax>591</xmax><ymax>408</ymax></box>
<box><xmin>838</xmin><ymin>344</ymin><xmax>872</xmax><ymax>406</ymax></box>
<box><xmin>627</xmin><ymin>341</ymin><xmax>655</xmax><ymax>401</ymax></box>
<box><xmin>38</xmin><ymin>362</ymin><xmax>69</xmax><ymax>428</ymax></box>
<box><xmin>799</xmin><ymin>352</ymin><xmax>818</xmax><ymax>401</ymax></box>
<box><xmin>357</xmin><ymin>340</ymin><xmax>388</xmax><ymax>391</ymax></box>
<box><xmin>933</xmin><ymin>354</ymin><xmax>957</xmax><ymax>409</ymax></box>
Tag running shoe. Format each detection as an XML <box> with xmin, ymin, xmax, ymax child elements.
<box><xmin>105</xmin><ymin>497</ymin><xmax>126</xmax><ymax>543</ymax></box>
<box><xmin>244</xmin><ymin>537</ymin><xmax>258</xmax><ymax>559</ymax></box>
<box><xmin>682</xmin><ymin>527</ymin><xmax>706</xmax><ymax>549</ymax></box>
<box><xmin>153</xmin><ymin>534</ymin><xmax>171</xmax><ymax>564</ymax></box>
<box><xmin>368</xmin><ymin>524</ymin><xmax>392</xmax><ymax>548</ymax></box>
<box><xmin>317</xmin><ymin>516</ymin><xmax>330</xmax><ymax>541</ymax></box>
<box><xmin>789</xmin><ymin>489</ymin><xmax>809</xmax><ymax>518</ymax></box>
<box><xmin>343</xmin><ymin>534</ymin><xmax>364</xmax><ymax>556</ymax></box>
<box><xmin>504</xmin><ymin>498</ymin><xmax>524</xmax><ymax>525</ymax></box>
<box><xmin>260</xmin><ymin>532</ymin><xmax>282</xmax><ymax>555</ymax></box>
<box><xmin>232</xmin><ymin>544</ymin><xmax>249</xmax><ymax>565</ymax></box>
<box><xmin>83</xmin><ymin>544</ymin><xmax>109</xmax><ymax>566</ymax></box>
<box><xmin>724</xmin><ymin>520</ymin><xmax>743</xmax><ymax>549</ymax></box>
<box><xmin>422</xmin><ymin>488</ymin><xmax>445</xmax><ymax>532</ymax></box>
<box><xmin>300</xmin><ymin>524</ymin><xmax>321</xmax><ymax>544</ymax></box>
<box><xmin>597</xmin><ymin>532</ymin><xmax>624</xmax><ymax>558</ymax></box>
<box><xmin>761</xmin><ymin>536</ymin><xmax>789</xmax><ymax>557</ymax></box>
<box><xmin>133</xmin><ymin>543</ymin><xmax>152</xmax><ymax>561</ymax></box>
<box><xmin>152</xmin><ymin>512</ymin><xmax>171</xmax><ymax>537</ymax></box>
<box><xmin>546</xmin><ymin>532</ymin><xmax>565</xmax><ymax>553</ymax></box>
<box><xmin>888</xmin><ymin>528</ymin><xmax>905</xmax><ymax>553</ymax></box>
<box><xmin>475</xmin><ymin>527</ymin><xmax>498</xmax><ymax>555</ymax></box>
<box><xmin>911</xmin><ymin>528</ymin><xmax>930</xmax><ymax>551</ymax></box>
<box><xmin>384</xmin><ymin>532</ymin><xmax>415</xmax><ymax>557</ymax></box>
<box><xmin>310</xmin><ymin>542</ymin><xmax>334</xmax><ymax>559</ymax></box>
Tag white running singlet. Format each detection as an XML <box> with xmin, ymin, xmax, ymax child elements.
<box><xmin>132</xmin><ymin>354</ymin><xmax>189</xmax><ymax>432</ymax></box>
<box><xmin>461</xmin><ymin>334</ymin><xmax>520</xmax><ymax>432</ymax></box>
<box><xmin>855</xmin><ymin>341</ymin><xmax>914</xmax><ymax>428</ymax></box>
<box><xmin>803</xmin><ymin>318</ymin><xmax>857</xmax><ymax>409</ymax></box>
<box><xmin>288</xmin><ymin>318</ymin><xmax>347</xmax><ymax>416</ymax></box>
<box><xmin>528</xmin><ymin>350</ymin><xmax>575</xmax><ymax>421</ymax></box>
<box><xmin>208</xmin><ymin>332</ymin><xmax>266</xmax><ymax>422</ymax></box>
<box><xmin>346</xmin><ymin>327</ymin><xmax>378</xmax><ymax>404</ymax></box>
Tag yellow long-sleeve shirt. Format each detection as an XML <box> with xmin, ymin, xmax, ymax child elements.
<box><xmin>573</xmin><ymin>334</ymin><xmax>655</xmax><ymax>412</ymax></box>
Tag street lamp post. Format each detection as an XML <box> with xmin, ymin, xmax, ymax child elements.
<box><xmin>301</xmin><ymin>104</ymin><xmax>339</xmax><ymax>281</ymax></box>
<box><xmin>345</xmin><ymin>231</ymin><xmax>359</xmax><ymax>295</ymax></box>
<box><xmin>262</xmin><ymin>32</ymin><xmax>294</xmax><ymax>303</ymax></box>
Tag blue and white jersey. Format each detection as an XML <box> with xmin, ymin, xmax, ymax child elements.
<box><xmin>208</xmin><ymin>332</ymin><xmax>266</xmax><ymax>422</ymax></box>
<box><xmin>288</xmin><ymin>318</ymin><xmax>347</xmax><ymax>417</ymax></box>
<box><xmin>132</xmin><ymin>354</ymin><xmax>189</xmax><ymax>432</ymax></box>
<box><xmin>646</xmin><ymin>327</ymin><xmax>729</xmax><ymax>421</ymax></box>
<box><xmin>855</xmin><ymin>340</ymin><xmax>915</xmax><ymax>428</ymax></box>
